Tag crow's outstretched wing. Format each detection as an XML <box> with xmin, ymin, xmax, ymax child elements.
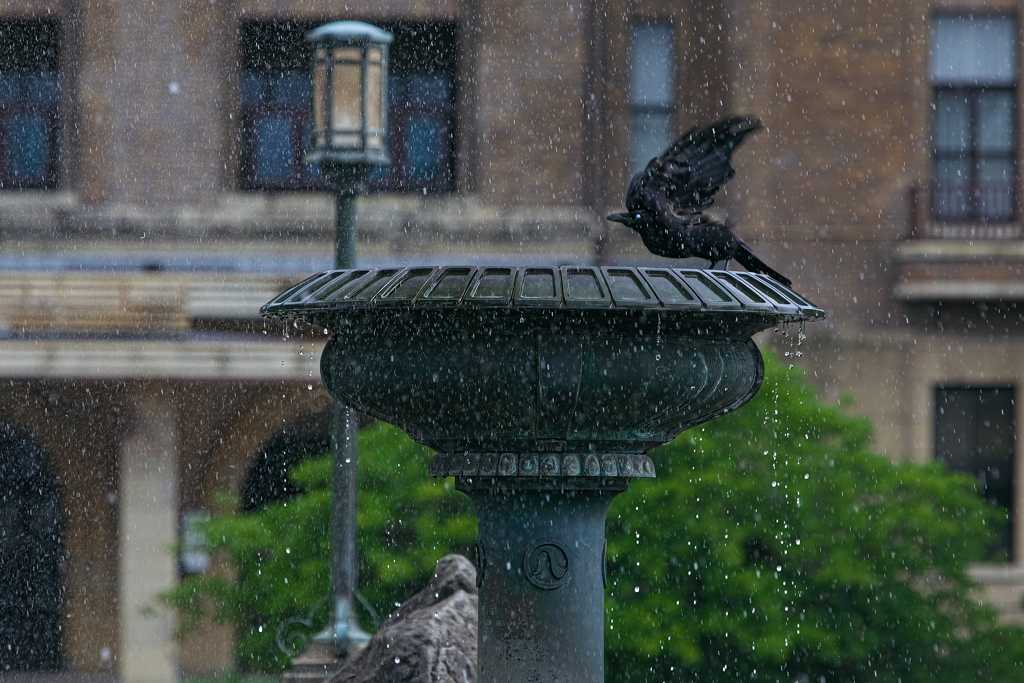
<box><xmin>626</xmin><ymin>116</ymin><xmax>762</xmax><ymax>222</ymax></box>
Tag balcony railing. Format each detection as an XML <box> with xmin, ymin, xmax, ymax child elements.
<box><xmin>931</xmin><ymin>179</ymin><xmax>1016</xmax><ymax>223</ymax></box>
<box><xmin>906</xmin><ymin>182</ymin><xmax>1022</xmax><ymax>239</ymax></box>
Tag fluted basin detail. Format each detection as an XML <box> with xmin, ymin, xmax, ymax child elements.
<box><xmin>321</xmin><ymin>326</ymin><xmax>764</xmax><ymax>457</ymax></box>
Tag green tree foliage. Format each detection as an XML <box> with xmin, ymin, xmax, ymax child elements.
<box><xmin>162</xmin><ymin>422</ymin><xmax>477</xmax><ymax>672</ymax></box>
<box><xmin>165</xmin><ymin>353</ymin><xmax>1024</xmax><ymax>680</ymax></box>
<box><xmin>605</xmin><ymin>353</ymin><xmax>1024</xmax><ymax>682</ymax></box>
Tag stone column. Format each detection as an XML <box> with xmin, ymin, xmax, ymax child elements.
<box><xmin>119</xmin><ymin>390</ymin><xmax>180</xmax><ymax>683</ymax></box>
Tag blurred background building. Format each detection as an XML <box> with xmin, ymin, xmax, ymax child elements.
<box><xmin>2</xmin><ymin>0</ymin><xmax>1023</xmax><ymax>680</ymax></box>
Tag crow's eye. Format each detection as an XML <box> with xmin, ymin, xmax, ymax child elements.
<box><xmin>635</xmin><ymin>213</ymin><xmax>642</xmax><ymax>220</ymax></box>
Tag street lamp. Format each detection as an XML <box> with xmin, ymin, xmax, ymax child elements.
<box><xmin>306</xmin><ymin>20</ymin><xmax>392</xmax><ymax>267</ymax></box>
<box><xmin>306</xmin><ymin>20</ymin><xmax>392</xmax><ymax>658</ymax></box>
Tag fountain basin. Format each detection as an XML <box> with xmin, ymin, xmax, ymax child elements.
<box><xmin>262</xmin><ymin>265</ymin><xmax>822</xmax><ymax>466</ymax></box>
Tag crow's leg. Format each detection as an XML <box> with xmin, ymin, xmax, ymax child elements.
<box><xmin>723</xmin><ymin>259</ymin><xmax>732</xmax><ymax>271</ymax></box>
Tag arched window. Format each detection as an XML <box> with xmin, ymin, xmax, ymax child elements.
<box><xmin>241</xmin><ymin>411</ymin><xmax>331</xmax><ymax>512</ymax></box>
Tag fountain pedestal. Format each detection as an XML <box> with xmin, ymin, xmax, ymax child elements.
<box><xmin>263</xmin><ymin>265</ymin><xmax>823</xmax><ymax>682</ymax></box>
<box><xmin>461</xmin><ymin>478</ymin><xmax>624</xmax><ymax>682</ymax></box>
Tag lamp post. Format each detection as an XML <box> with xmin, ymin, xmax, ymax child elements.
<box><xmin>306</xmin><ymin>20</ymin><xmax>392</xmax><ymax>659</ymax></box>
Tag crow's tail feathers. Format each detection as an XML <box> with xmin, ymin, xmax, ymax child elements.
<box><xmin>733</xmin><ymin>241</ymin><xmax>792</xmax><ymax>287</ymax></box>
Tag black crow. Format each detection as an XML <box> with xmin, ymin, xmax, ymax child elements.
<box><xmin>607</xmin><ymin>116</ymin><xmax>791</xmax><ymax>287</ymax></box>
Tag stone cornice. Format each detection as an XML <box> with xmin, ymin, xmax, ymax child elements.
<box><xmin>0</xmin><ymin>337</ymin><xmax>325</xmax><ymax>380</ymax></box>
<box><xmin>0</xmin><ymin>272</ymin><xmax>302</xmax><ymax>333</ymax></box>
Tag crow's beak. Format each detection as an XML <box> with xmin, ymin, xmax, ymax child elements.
<box><xmin>606</xmin><ymin>212</ymin><xmax>631</xmax><ymax>225</ymax></box>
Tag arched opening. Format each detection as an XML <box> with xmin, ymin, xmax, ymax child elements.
<box><xmin>0</xmin><ymin>421</ymin><xmax>64</xmax><ymax>671</ymax></box>
<box><xmin>240</xmin><ymin>410</ymin><xmax>331</xmax><ymax>512</ymax></box>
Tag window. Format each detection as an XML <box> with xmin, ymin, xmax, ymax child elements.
<box><xmin>239</xmin><ymin>21</ymin><xmax>457</xmax><ymax>193</ymax></box>
<box><xmin>935</xmin><ymin>387</ymin><xmax>1016</xmax><ymax>560</ymax></box>
<box><xmin>240</xmin><ymin>22</ymin><xmax>324</xmax><ymax>190</ymax></box>
<box><xmin>0</xmin><ymin>20</ymin><xmax>60</xmax><ymax>190</ymax></box>
<box><xmin>367</xmin><ymin>23</ymin><xmax>457</xmax><ymax>194</ymax></box>
<box><xmin>931</xmin><ymin>15</ymin><xmax>1017</xmax><ymax>223</ymax></box>
<box><xmin>630</xmin><ymin>22</ymin><xmax>675</xmax><ymax>174</ymax></box>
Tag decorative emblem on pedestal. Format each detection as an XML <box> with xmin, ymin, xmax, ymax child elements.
<box><xmin>524</xmin><ymin>538</ymin><xmax>571</xmax><ymax>590</ymax></box>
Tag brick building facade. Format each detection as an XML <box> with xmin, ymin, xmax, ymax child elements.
<box><xmin>2</xmin><ymin>0</ymin><xmax>1024</xmax><ymax>680</ymax></box>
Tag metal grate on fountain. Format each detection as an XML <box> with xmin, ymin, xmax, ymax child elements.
<box><xmin>261</xmin><ymin>265</ymin><xmax>825</xmax><ymax>320</ymax></box>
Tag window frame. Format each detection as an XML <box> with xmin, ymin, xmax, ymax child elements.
<box><xmin>934</xmin><ymin>385</ymin><xmax>1017</xmax><ymax>562</ymax></box>
<box><xmin>930</xmin><ymin>13</ymin><xmax>1019</xmax><ymax>224</ymax></box>
<box><xmin>932</xmin><ymin>84</ymin><xmax>1018</xmax><ymax>223</ymax></box>
<box><xmin>0</xmin><ymin>19</ymin><xmax>60</xmax><ymax>191</ymax></box>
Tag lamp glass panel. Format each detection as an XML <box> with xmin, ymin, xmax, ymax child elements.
<box><xmin>331</xmin><ymin>62</ymin><xmax>362</xmax><ymax>136</ymax></box>
<box><xmin>312</xmin><ymin>61</ymin><xmax>327</xmax><ymax>133</ymax></box>
<box><xmin>367</xmin><ymin>61</ymin><xmax>383</xmax><ymax>131</ymax></box>
<box><xmin>333</xmin><ymin>47</ymin><xmax>361</xmax><ymax>63</ymax></box>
